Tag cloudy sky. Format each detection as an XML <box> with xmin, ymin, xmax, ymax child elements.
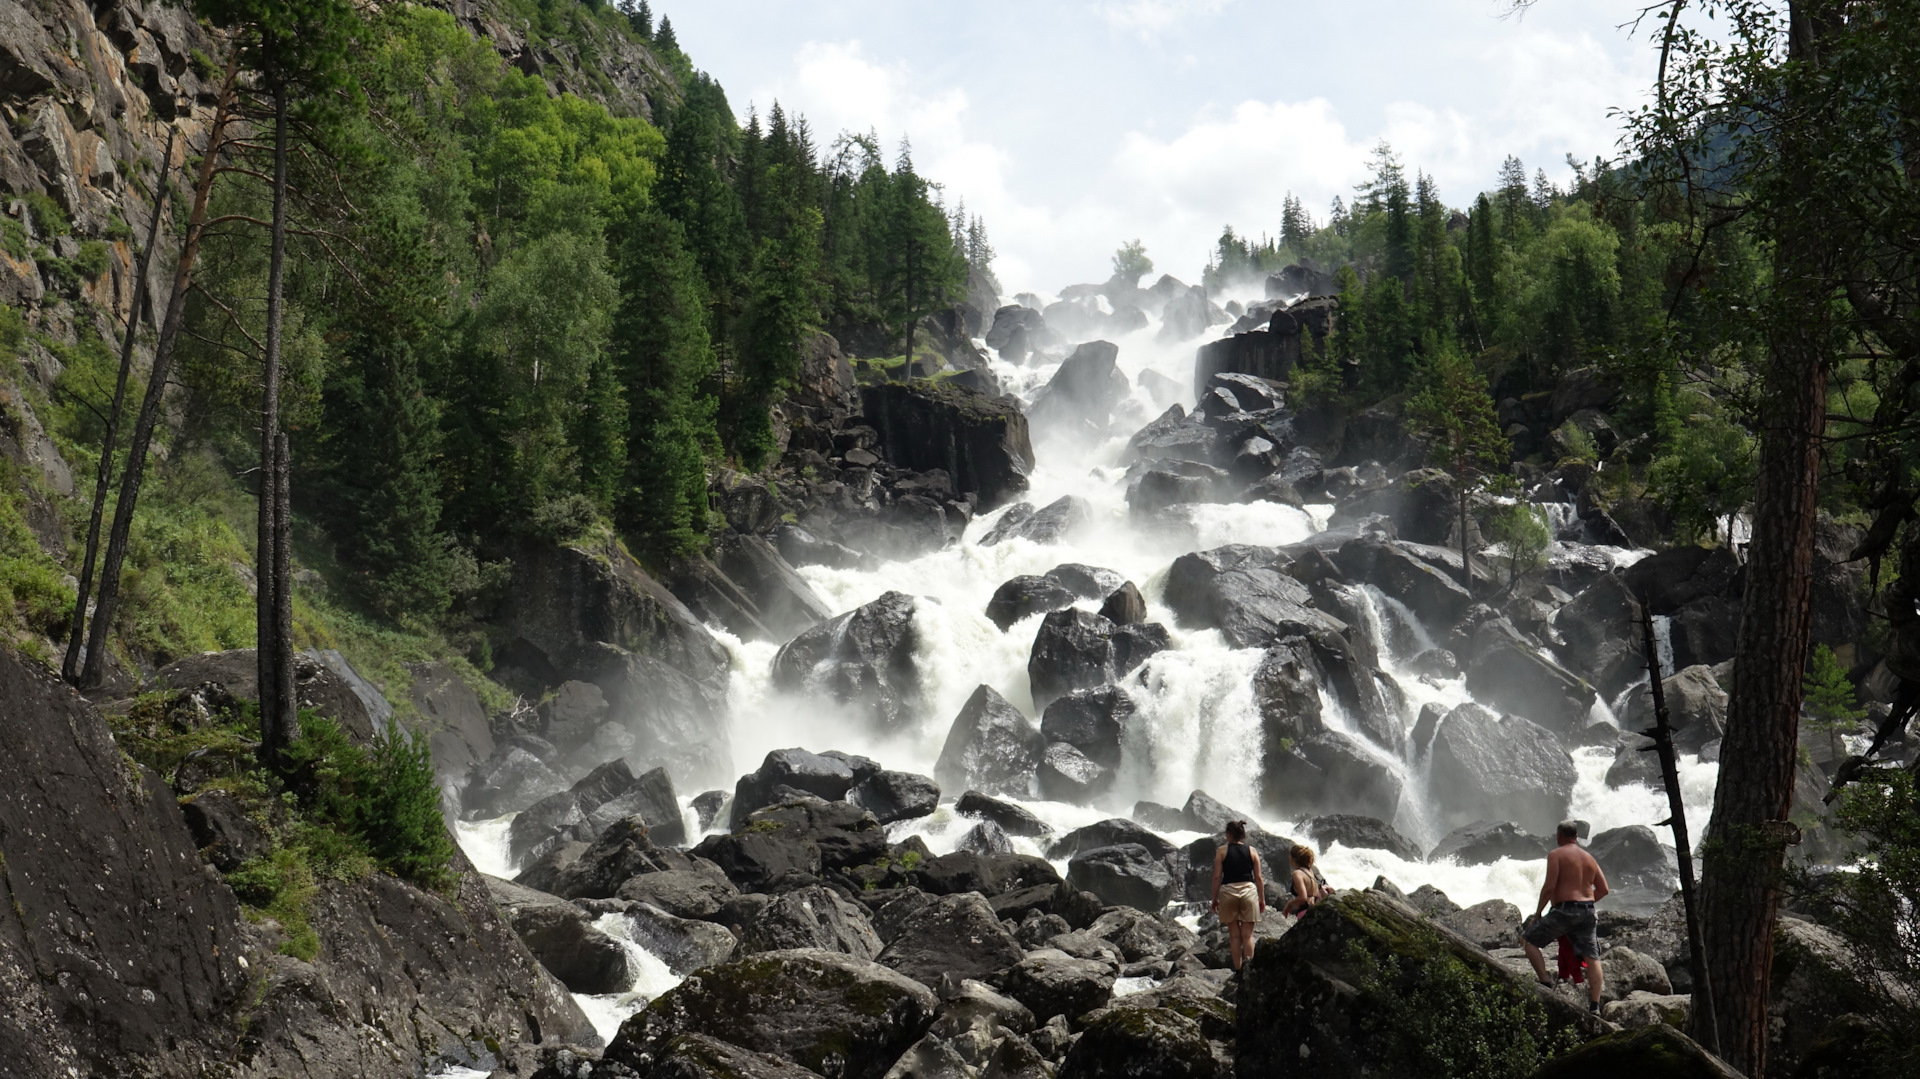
<box><xmin>664</xmin><ymin>1</ymin><xmax>1664</xmax><ymax>295</ymax></box>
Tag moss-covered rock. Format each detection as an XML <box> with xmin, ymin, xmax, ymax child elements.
<box><xmin>1234</xmin><ymin>888</ymin><xmax>1606</xmax><ymax>1077</ymax></box>
<box><xmin>1525</xmin><ymin>1023</ymin><xmax>1739</xmax><ymax>1079</ymax></box>
<box><xmin>606</xmin><ymin>948</ymin><xmax>938</xmax><ymax>1079</ymax></box>
<box><xmin>1059</xmin><ymin>1005</ymin><xmax>1217</xmax><ymax>1079</ymax></box>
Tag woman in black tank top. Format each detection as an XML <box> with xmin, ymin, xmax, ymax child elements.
<box><xmin>1210</xmin><ymin>820</ymin><xmax>1266</xmax><ymax>970</ymax></box>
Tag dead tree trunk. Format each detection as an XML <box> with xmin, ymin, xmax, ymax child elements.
<box><xmin>257</xmin><ymin>75</ymin><xmax>296</xmax><ymax>769</ymax></box>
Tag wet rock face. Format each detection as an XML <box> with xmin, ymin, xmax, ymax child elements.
<box><xmin>877</xmin><ymin>892</ymin><xmax>1027</xmax><ymax>987</ymax></box>
<box><xmin>772</xmin><ymin>592</ymin><xmax>920</xmax><ymax>737</ymax></box>
<box><xmin>1428</xmin><ymin>820</ymin><xmax>1549</xmax><ymax>865</ymax></box>
<box><xmin>1059</xmin><ymin>1005</ymin><xmax>1217</xmax><ymax>1079</ymax></box>
<box><xmin>606</xmin><ymin>949</ymin><xmax>939</xmax><ymax>1079</ymax></box>
<box><xmin>1027</xmin><ymin>608</ymin><xmax>1170</xmax><ymax>709</ymax></box>
<box><xmin>1029</xmin><ymin>340</ymin><xmax>1131</xmax><ymax>434</ymax></box>
<box><xmin>1426</xmin><ymin>703</ymin><xmax>1577</xmax><ymax>834</ymax></box>
<box><xmin>986</xmin><ymin>574</ymin><xmax>1079</xmax><ymax>630</ymax></box>
<box><xmin>980</xmin><ymin>494</ymin><xmax>1094</xmax><ymax>546</ymax></box>
<box><xmin>740</xmin><ymin>885</ymin><xmax>884</xmax><ymax>960</ymax></box>
<box><xmin>1165</xmin><ymin>544</ymin><xmax>1345</xmax><ymax>649</ymax></box>
<box><xmin>1040</xmin><ymin>685</ymin><xmax>1134</xmax><ymax>769</ymax></box>
<box><xmin>935</xmin><ymin>685</ymin><xmax>1047</xmax><ymax>799</ymax></box>
<box><xmin>846</xmin><ymin>769</ymin><xmax>940</xmax><ymax>825</ymax></box>
<box><xmin>860</xmin><ymin>380</ymin><xmax>1033</xmax><ymax>510</ymax></box>
<box><xmin>487</xmin><ymin>876</ymin><xmax>634</xmax><ymax>993</ymax></box>
<box><xmin>1066</xmin><ymin>843</ymin><xmax>1176</xmax><ymax>911</ymax></box>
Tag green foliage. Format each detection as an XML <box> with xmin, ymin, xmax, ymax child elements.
<box><xmin>1111</xmin><ymin>239</ymin><xmax>1152</xmax><ymax>285</ymax></box>
<box><xmin>1485</xmin><ymin>502</ymin><xmax>1551</xmax><ymax>590</ymax></box>
<box><xmin>1405</xmin><ymin>337</ymin><xmax>1508</xmax><ymax>485</ymax></box>
<box><xmin>72</xmin><ymin>240</ymin><xmax>110</xmax><ymax>282</ymax></box>
<box><xmin>1785</xmin><ymin>770</ymin><xmax>1920</xmax><ymax>1072</ymax></box>
<box><xmin>1552</xmin><ymin>419</ymin><xmax>1598</xmax><ymax>466</ymax></box>
<box><xmin>0</xmin><ymin>456</ymin><xmax>72</xmax><ymax>653</ymax></box>
<box><xmin>1347</xmin><ymin>929</ymin><xmax>1576</xmax><ymax>1078</ymax></box>
<box><xmin>19</xmin><ymin>193</ymin><xmax>69</xmax><ymax>237</ymax></box>
<box><xmin>1802</xmin><ymin>643</ymin><xmax>1864</xmax><ymax>731</ymax></box>
<box><xmin>0</xmin><ymin>216</ymin><xmax>27</xmax><ymax>259</ymax></box>
<box><xmin>1647</xmin><ymin>408</ymin><xmax>1755</xmax><ymax>545</ymax></box>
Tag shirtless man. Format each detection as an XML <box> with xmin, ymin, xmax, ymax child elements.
<box><xmin>1519</xmin><ymin>821</ymin><xmax>1610</xmax><ymax>1012</ymax></box>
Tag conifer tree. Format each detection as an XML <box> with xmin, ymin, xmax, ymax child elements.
<box><xmin>1280</xmin><ymin>193</ymin><xmax>1313</xmax><ymax>254</ymax></box>
<box><xmin>1406</xmin><ymin>338</ymin><xmax>1509</xmax><ymax>594</ymax></box>
<box><xmin>655</xmin><ymin>14</ymin><xmax>677</xmax><ymax>51</ymax></box>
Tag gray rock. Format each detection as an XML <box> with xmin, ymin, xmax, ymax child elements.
<box><xmin>622</xmin><ymin>901</ymin><xmax>741</xmax><ymax>976</ymax></box>
<box><xmin>180</xmin><ymin>789</ymin><xmax>272</xmax><ymax>873</ymax></box>
<box><xmin>485</xmin><ymin>876</ymin><xmax>634</xmax><ymax>993</ymax></box>
<box><xmin>957</xmin><ymin>819</ymin><xmax>1015</xmax><ymax>855</ymax></box>
<box><xmin>543</xmin><ymin>815</ymin><xmax>714</xmax><ymax>900</ymax></box>
<box><xmin>639</xmin><ymin>1032</ymin><xmax>826</xmax><ymax>1078</ymax></box>
<box><xmin>1046</xmin><ymin>563</ymin><xmax>1128</xmax><ymax>600</ymax></box>
<box><xmin>993</xmin><ymin>949</ymin><xmax>1116</xmax><ymax>1023</ymax></box>
<box><xmin>615</xmin><ymin>869</ymin><xmax>739</xmax><ymax>921</ymax></box>
<box><xmin>1164</xmin><ymin>545</ymin><xmax>1346</xmax><ymax>649</ymax></box>
<box><xmin>771</xmin><ymin>592</ymin><xmax>920</xmax><ymax>737</ymax></box>
<box><xmin>1427</xmin><ymin>703</ymin><xmax>1577</xmax><ymax>833</ymax></box>
<box><xmin>1059</xmin><ymin>1005</ymin><xmax>1216</xmax><ymax>1079</ymax></box>
<box><xmin>879</xmin><ymin>892</ymin><xmax>1028</xmax><ymax>988</ymax></box>
<box><xmin>1040</xmin><ymin>686</ymin><xmax>1134</xmax><ymax>770</ymax></box>
<box><xmin>1262</xmin><ymin>730</ymin><xmax>1404</xmax><ymax>823</ymax></box>
<box><xmin>1029</xmin><ymin>340</ymin><xmax>1131</xmax><ymax>432</ymax></box>
<box><xmin>1552</xmin><ymin>574</ymin><xmax>1646</xmax><ymax>699</ymax></box>
<box><xmin>986</xmin><ymin>574</ymin><xmax>1079</xmax><ymax>631</ymax></box>
<box><xmin>848</xmin><ymin>770</ymin><xmax>941</xmax><ymax>825</ymax></box>
<box><xmin>955</xmin><ymin>790</ymin><xmax>1053</xmax><ymax>837</ymax></box>
<box><xmin>730</xmin><ymin>748</ymin><xmax>872</xmax><ymax>829</ymax></box>
<box><xmin>740</xmin><ymin>885</ymin><xmax>883</xmax><ymax>960</ymax></box>
<box><xmin>1465</xmin><ymin>618</ymin><xmax>1599</xmax><ymax>740</ymax></box>
<box><xmin>1087</xmin><ymin>908</ymin><xmax>1200</xmax><ymax>964</ymax></box>
<box><xmin>1598</xmin><ymin>946</ymin><xmax>1672</xmax><ymax>1003</ymax></box>
<box><xmin>935</xmin><ymin>685</ymin><xmax>1046</xmax><ymax>799</ymax></box>
<box><xmin>1066</xmin><ymin>844</ymin><xmax>1175</xmax><ymax>911</ymax></box>
<box><xmin>1587</xmin><ymin>825</ymin><xmax>1679</xmax><ymax>896</ymax></box>
<box><xmin>1428</xmin><ymin>821</ymin><xmax>1550</xmax><ymax>865</ymax></box>
<box><xmin>1037</xmin><ymin>741</ymin><xmax>1113</xmax><ymax>803</ymax></box>
<box><xmin>1331</xmin><ymin>536</ymin><xmax>1476</xmax><ymax>632</ymax></box>
<box><xmin>692</xmin><ymin>790</ymin><xmax>727</xmax><ymax>832</ymax></box>
<box><xmin>980</xmin><ymin>495</ymin><xmax>1093</xmax><ymax>547</ymax></box>
<box><xmin>1300</xmin><ymin>815</ymin><xmax>1423</xmax><ymax>863</ymax></box>
<box><xmin>1405</xmin><ymin>884</ymin><xmax>1462</xmax><ymax>917</ymax></box>
<box><xmin>605</xmin><ymin>949</ymin><xmax>939</xmax><ymax>1079</ymax></box>
<box><xmin>1098</xmin><ymin>582</ymin><xmax>1149</xmax><ymax>626</ymax></box>
<box><xmin>1437</xmin><ymin>899</ymin><xmax>1524</xmax><ymax>950</ymax></box>
<box><xmin>1049</xmin><ymin>819</ymin><xmax>1177</xmax><ymax>860</ymax></box>
<box><xmin>1027</xmin><ymin>608</ymin><xmax>1170</xmax><ymax>708</ymax></box>
<box><xmin>1601</xmin><ymin>991</ymin><xmax>1692</xmax><ymax>1030</ymax></box>
<box><xmin>1621</xmin><ymin>665</ymin><xmax>1729</xmax><ymax>754</ymax></box>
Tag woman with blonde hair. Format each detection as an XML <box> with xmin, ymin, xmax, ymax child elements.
<box><xmin>1209</xmin><ymin>820</ymin><xmax>1265</xmax><ymax>971</ymax></box>
<box><xmin>1282</xmin><ymin>844</ymin><xmax>1325</xmax><ymax>916</ymax></box>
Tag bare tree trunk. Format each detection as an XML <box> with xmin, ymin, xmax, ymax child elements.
<box><xmin>64</xmin><ymin>129</ymin><xmax>176</xmax><ymax>683</ymax></box>
<box><xmin>1457</xmin><ymin>475</ymin><xmax>1472</xmax><ymax>597</ymax></box>
<box><xmin>81</xmin><ymin>61</ymin><xmax>240</xmax><ymax>689</ymax></box>
<box><xmin>1690</xmin><ymin>12</ymin><xmax>1833</xmax><ymax>1072</ymax></box>
<box><xmin>273</xmin><ymin>430</ymin><xmax>295</xmax><ymax>742</ymax></box>
<box><xmin>257</xmin><ymin>76</ymin><xmax>296</xmax><ymax>770</ymax></box>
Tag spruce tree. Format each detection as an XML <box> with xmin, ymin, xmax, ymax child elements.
<box><xmin>655</xmin><ymin>14</ymin><xmax>677</xmax><ymax>51</ymax></box>
<box><xmin>1405</xmin><ymin>338</ymin><xmax>1509</xmax><ymax>594</ymax></box>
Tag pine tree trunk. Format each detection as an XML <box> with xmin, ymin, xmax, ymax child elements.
<box><xmin>81</xmin><ymin>61</ymin><xmax>239</xmax><ymax>689</ymax></box>
<box><xmin>257</xmin><ymin>76</ymin><xmax>296</xmax><ymax>770</ymax></box>
<box><xmin>273</xmin><ymin>430</ymin><xmax>295</xmax><ymax>740</ymax></box>
<box><xmin>1689</xmin><ymin>9</ymin><xmax>1833</xmax><ymax>1070</ymax></box>
<box><xmin>64</xmin><ymin>130</ymin><xmax>175</xmax><ymax>683</ymax></box>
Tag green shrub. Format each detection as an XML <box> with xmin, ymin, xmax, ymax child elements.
<box><xmin>1347</xmin><ymin>928</ymin><xmax>1576</xmax><ymax>1078</ymax></box>
<box><xmin>227</xmin><ymin>846</ymin><xmax>321</xmax><ymax>959</ymax></box>
<box><xmin>0</xmin><ymin>457</ymin><xmax>73</xmax><ymax>649</ymax></box>
<box><xmin>73</xmin><ymin>240</ymin><xmax>110</xmax><ymax>282</ymax></box>
<box><xmin>1</xmin><ymin>217</ymin><xmax>27</xmax><ymax>259</ymax></box>
<box><xmin>20</xmin><ymin>193</ymin><xmax>68</xmax><ymax>237</ymax></box>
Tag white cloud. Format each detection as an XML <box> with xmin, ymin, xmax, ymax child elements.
<box><xmin>728</xmin><ymin>8</ymin><xmax>1656</xmax><ymax>297</ymax></box>
<box><xmin>1098</xmin><ymin>0</ymin><xmax>1232</xmax><ymax>35</ymax></box>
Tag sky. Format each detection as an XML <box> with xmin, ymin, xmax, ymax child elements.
<box><xmin>663</xmin><ymin>1</ymin><xmax>1666</xmax><ymax>296</ymax></box>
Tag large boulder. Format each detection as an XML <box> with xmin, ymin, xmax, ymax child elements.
<box><xmin>1466</xmin><ymin>618</ymin><xmax>1599</xmax><ymax>740</ymax></box>
<box><xmin>1058</xmin><ymin>1006</ymin><xmax>1216</xmax><ymax>1079</ymax></box>
<box><xmin>877</xmin><ymin>892</ymin><xmax>1027</xmax><ymax>988</ymax></box>
<box><xmin>1427</xmin><ymin>703</ymin><xmax>1577</xmax><ymax>833</ymax></box>
<box><xmin>1438</xmin><ymin>898</ymin><xmax>1524</xmax><ymax>951</ymax></box>
<box><xmin>509</xmin><ymin>760</ymin><xmax>684</xmax><ymax>867</ymax></box>
<box><xmin>1028</xmin><ymin>609</ymin><xmax>1170</xmax><ymax>708</ymax></box>
<box><xmin>152</xmin><ymin>647</ymin><xmax>380</xmax><ymax>743</ymax></box>
<box><xmin>860</xmin><ymin>380</ymin><xmax>1034</xmax><ymax>510</ymax></box>
<box><xmin>606</xmin><ymin>949</ymin><xmax>939</xmax><ymax>1079</ymax></box>
<box><xmin>495</xmin><ymin>539</ymin><xmax>732</xmax><ymax>785</ymax></box>
<box><xmin>935</xmin><ymin>685</ymin><xmax>1047</xmax><ymax>799</ymax></box>
<box><xmin>992</xmin><ymin>949</ymin><xmax>1116</xmax><ymax>1024</ymax></box>
<box><xmin>1620</xmin><ymin>665</ymin><xmax>1728</xmax><ymax>754</ymax></box>
<box><xmin>712</xmin><ymin>532</ymin><xmax>836</xmax><ymax>642</ymax></box>
<box><xmin>740</xmin><ymin>885</ymin><xmax>884</xmax><ymax>960</ymax></box>
<box><xmin>1586</xmin><ymin>826</ymin><xmax>1679</xmax><ymax>897</ymax></box>
<box><xmin>536</xmin><ymin>815</ymin><xmax>719</xmax><ymax>900</ymax></box>
<box><xmin>847</xmin><ymin>770</ymin><xmax>940</xmax><ymax>825</ymax></box>
<box><xmin>986</xmin><ymin>304</ymin><xmax>1060</xmax><ymax>363</ymax></box>
<box><xmin>772</xmin><ymin>594</ymin><xmax>920</xmax><ymax>737</ymax></box>
<box><xmin>979</xmin><ymin>495</ymin><xmax>1093</xmax><ymax>547</ymax></box>
<box><xmin>1029</xmin><ymin>340</ymin><xmax>1131</xmax><ymax>434</ymax></box>
<box><xmin>1040</xmin><ymin>686</ymin><xmax>1134</xmax><ymax>769</ymax></box>
<box><xmin>1127</xmin><ymin>405</ymin><xmax>1219</xmax><ymax>464</ymax></box>
<box><xmin>1552</xmin><ymin>574</ymin><xmax>1647</xmax><ymax>700</ymax></box>
<box><xmin>1300</xmin><ymin>815</ymin><xmax>1424</xmax><ymax>863</ymax></box>
<box><xmin>1261</xmin><ymin>731</ymin><xmax>1404</xmax><ymax>823</ymax></box>
<box><xmin>1037</xmin><ymin>741</ymin><xmax>1114</xmax><ymax>803</ymax></box>
<box><xmin>1164</xmin><ymin>545</ymin><xmax>1345</xmax><ymax>648</ymax></box>
<box><xmin>629</xmin><ymin>1032</ymin><xmax>828</xmax><ymax>1078</ymax></box>
<box><xmin>1328</xmin><ymin>468</ymin><xmax>1462</xmax><ymax>548</ymax></box>
<box><xmin>1428</xmin><ymin>821</ymin><xmax>1550</xmax><ymax>865</ymax></box>
<box><xmin>730</xmin><ymin>748</ymin><xmax>878</xmax><ymax>828</ymax></box>
<box><xmin>616</xmin><ymin>870</ymin><xmax>740</xmax><ymax>921</ymax></box>
<box><xmin>1066</xmin><ymin>844</ymin><xmax>1175</xmax><ymax>911</ymax></box>
<box><xmin>1235</xmin><ymin>890</ymin><xmax>1605</xmax><ymax>1076</ymax></box>
<box><xmin>1049</xmin><ymin>819</ymin><xmax>1178</xmax><ymax>860</ymax></box>
<box><xmin>955</xmin><ymin>790</ymin><xmax>1053</xmax><ymax>838</ymax></box>
<box><xmin>620</xmin><ymin>902</ymin><xmax>742</xmax><ymax>976</ymax></box>
<box><xmin>1331</xmin><ymin>536</ymin><xmax>1474</xmax><ymax>632</ymax></box>
<box><xmin>985</xmin><ymin>574</ymin><xmax>1078</xmax><ymax>631</ymax></box>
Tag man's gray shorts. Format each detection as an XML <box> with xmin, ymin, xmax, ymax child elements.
<box><xmin>1521</xmin><ymin>901</ymin><xmax>1599</xmax><ymax>959</ymax></box>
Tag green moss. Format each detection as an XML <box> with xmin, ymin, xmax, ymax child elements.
<box><xmin>741</xmin><ymin>819</ymin><xmax>787</xmax><ymax>835</ymax></box>
<box><xmin>0</xmin><ymin>455</ymin><xmax>73</xmax><ymax>651</ymax></box>
<box><xmin>19</xmin><ymin>193</ymin><xmax>68</xmax><ymax>238</ymax></box>
<box><xmin>897</xmin><ymin>849</ymin><xmax>922</xmax><ymax>871</ymax></box>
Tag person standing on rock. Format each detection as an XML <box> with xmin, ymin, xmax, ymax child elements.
<box><xmin>1210</xmin><ymin>820</ymin><xmax>1266</xmax><ymax>971</ymax></box>
<box><xmin>1519</xmin><ymin>820</ymin><xmax>1610</xmax><ymax>1013</ymax></box>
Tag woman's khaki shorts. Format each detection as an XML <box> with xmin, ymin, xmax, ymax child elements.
<box><xmin>1218</xmin><ymin>881</ymin><xmax>1260</xmax><ymax>924</ymax></box>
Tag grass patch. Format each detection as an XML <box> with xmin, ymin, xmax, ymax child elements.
<box><xmin>0</xmin><ymin>455</ymin><xmax>73</xmax><ymax>659</ymax></box>
<box><xmin>111</xmin><ymin>692</ymin><xmax>456</xmax><ymax>959</ymax></box>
